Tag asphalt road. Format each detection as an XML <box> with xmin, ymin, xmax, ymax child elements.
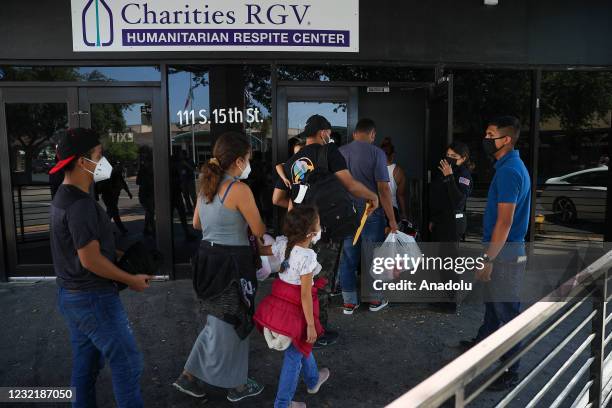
<box><xmin>0</xmin><ymin>277</ymin><xmax>599</xmax><ymax>408</ymax></box>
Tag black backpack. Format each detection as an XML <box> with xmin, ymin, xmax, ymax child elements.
<box><xmin>291</xmin><ymin>145</ymin><xmax>359</xmax><ymax>240</ymax></box>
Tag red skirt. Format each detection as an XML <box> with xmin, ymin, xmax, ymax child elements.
<box><xmin>254</xmin><ymin>277</ymin><xmax>327</xmax><ymax>356</ymax></box>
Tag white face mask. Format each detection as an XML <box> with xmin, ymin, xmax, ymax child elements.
<box><xmin>83</xmin><ymin>156</ymin><xmax>113</xmax><ymax>182</ymax></box>
<box><xmin>237</xmin><ymin>161</ymin><xmax>251</xmax><ymax>180</ymax></box>
<box><xmin>311</xmin><ymin>229</ymin><xmax>322</xmax><ymax>244</ymax></box>
<box><xmin>321</xmin><ymin>132</ymin><xmax>332</xmax><ymax>145</ymax></box>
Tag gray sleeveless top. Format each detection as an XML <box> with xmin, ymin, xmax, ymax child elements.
<box><xmin>199</xmin><ymin>175</ymin><xmax>249</xmax><ymax>246</ymax></box>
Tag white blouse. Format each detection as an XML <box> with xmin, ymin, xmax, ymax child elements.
<box><xmin>271</xmin><ymin>236</ymin><xmax>321</xmax><ymax>285</ymax></box>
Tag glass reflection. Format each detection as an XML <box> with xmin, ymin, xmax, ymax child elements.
<box><xmin>6</xmin><ymin>102</ymin><xmax>68</xmax><ymax>264</ymax></box>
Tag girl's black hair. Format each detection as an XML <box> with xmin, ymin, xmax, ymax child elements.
<box><xmin>447</xmin><ymin>141</ymin><xmax>475</xmax><ymax>172</ymax></box>
<box><xmin>280</xmin><ymin>206</ymin><xmax>319</xmax><ymax>270</ymax></box>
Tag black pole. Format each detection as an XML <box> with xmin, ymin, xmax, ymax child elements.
<box><xmin>527</xmin><ymin>69</ymin><xmax>541</xmax><ymax>244</ymax></box>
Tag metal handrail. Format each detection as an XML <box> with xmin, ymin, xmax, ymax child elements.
<box><xmin>387</xmin><ymin>249</ymin><xmax>612</xmax><ymax>408</ymax></box>
<box><xmin>465</xmin><ymin>295</ymin><xmax>594</xmax><ymax>404</ymax></box>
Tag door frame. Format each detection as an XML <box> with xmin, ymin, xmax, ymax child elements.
<box><xmin>275</xmin><ymin>80</ymin><xmax>436</xmax><ymax>232</ymax></box>
<box><xmin>0</xmin><ymin>87</ymin><xmax>79</xmax><ymax>278</ymax></box>
<box><xmin>79</xmin><ymin>86</ymin><xmax>172</xmax><ymax>279</ymax></box>
<box><xmin>0</xmin><ymin>82</ymin><xmax>171</xmax><ymax>279</ymax></box>
<box><xmin>275</xmin><ymin>85</ymin><xmax>358</xmax><ymax>164</ymax></box>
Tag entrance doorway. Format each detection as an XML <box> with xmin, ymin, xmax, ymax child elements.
<box><xmin>0</xmin><ymin>84</ymin><xmax>171</xmax><ymax>279</ymax></box>
<box><xmin>275</xmin><ymin>79</ymin><xmax>449</xmax><ymax>234</ymax></box>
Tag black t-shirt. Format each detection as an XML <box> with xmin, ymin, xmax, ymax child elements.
<box><xmin>50</xmin><ymin>184</ymin><xmax>117</xmax><ymax>290</ymax></box>
<box><xmin>275</xmin><ymin>143</ymin><xmax>348</xmax><ymax>192</ymax></box>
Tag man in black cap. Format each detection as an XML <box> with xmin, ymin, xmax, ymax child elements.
<box><xmin>272</xmin><ymin>115</ymin><xmax>379</xmax><ymax>348</ymax></box>
<box><xmin>49</xmin><ymin>128</ymin><xmax>151</xmax><ymax>407</ymax></box>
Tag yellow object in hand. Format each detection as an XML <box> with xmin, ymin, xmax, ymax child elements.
<box><xmin>352</xmin><ymin>202</ymin><xmax>372</xmax><ymax>246</ymax></box>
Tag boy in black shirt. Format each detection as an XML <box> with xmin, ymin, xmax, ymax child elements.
<box><xmin>272</xmin><ymin>115</ymin><xmax>378</xmax><ymax>347</ymax></box>
<box><xmin>49</xmin><ymin>128</ymin><xmax>151</xmax><ymax>407</ymax></box>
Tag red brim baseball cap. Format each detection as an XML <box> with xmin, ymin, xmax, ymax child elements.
<box><xmin>49</xmin><ymin>155</ymin><xmax>77</xmax><ymax>174</ymax></box>
<box><xmin>48</xmin><ymin>128</ymin><xmax>100</xmax><ymax>175</ymax></box>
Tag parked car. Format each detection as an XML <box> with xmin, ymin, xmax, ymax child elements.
<box><xmin>539</xmin><ymin>166</ymin><xmax>608</xmax><ymax>223</ymax></box>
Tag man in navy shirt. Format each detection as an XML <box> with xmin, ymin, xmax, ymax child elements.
<box><xmin>461</xmin><ymin>116</ymin><xmax>531</xmax><ymax>391</ymax></box>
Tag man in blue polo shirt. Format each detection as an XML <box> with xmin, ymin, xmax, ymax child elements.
<box><xmin>460</xmin><ymin>116</ymin><xmax>531</xmax><ymax>391</ymax></box>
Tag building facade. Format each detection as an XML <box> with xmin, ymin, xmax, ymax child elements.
<box><xmin>0</xmin><ymin>0</ymin><xmax>610</xmax><ymax>280</ymax></box>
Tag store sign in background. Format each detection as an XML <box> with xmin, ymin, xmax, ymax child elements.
<box><xmin>71</xmin><ymin>0</ymin><xmax>359</xmax><ymax>52</ymax></box>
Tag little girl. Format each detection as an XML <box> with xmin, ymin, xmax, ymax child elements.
<box><xmin>254</xmin><ymin>206</ymin><xmax>330</xmax><ymax>408</ymax></box>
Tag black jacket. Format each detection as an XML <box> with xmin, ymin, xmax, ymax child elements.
<box><xmin>191</xmin><ymin>241</ymin><xmax>257</xmax><ymax>339</ymax></box>
<box><xmin>429</xmin><ymin>164</ymin><xmax>473</xmax><ymax>224</ymax></box>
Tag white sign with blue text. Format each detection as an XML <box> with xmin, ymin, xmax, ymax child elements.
<box><xmin>71</xmin><ymin>0</ymin><xmax>359</xmax><ymax>52</ymax></box>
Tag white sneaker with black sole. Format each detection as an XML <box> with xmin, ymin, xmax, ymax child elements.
<box><xmin>343</xmin><ymin>303</ymin><xmax>360</xmax><ymax>315</ymax></box>
<box><xmin>369</xmin><ymin>299</ymin><xmax>389</xmax><ymax>312</ymax></box>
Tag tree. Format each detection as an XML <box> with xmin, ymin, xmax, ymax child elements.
<box><xmin>541</xmin><ymin>71</ymin><xmax>612</xmax><ymax>133</ymax></box>
<box><xmin>4</xmin><ymin>67</ymin><xmax>127</xmax><ymax>183</ymax></box>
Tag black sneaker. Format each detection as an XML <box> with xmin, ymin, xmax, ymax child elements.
<box><xmin>227</xmin><ymin>378</ymin><xmax>264</xmax><ymax>402</ymax></box>
<box><xmin>487</xmin><ymin>371</ymin><xmax>519</xmax><ymax>392</ymax></box>
<box><xmin>314</xmin><ymin>330</ymin><xmax>339</xmax><ymax>348</ymax></box>
<box><xmin>172</xmin><ymin>374</ymin><xmax>207</xmax><ymax>398</ymax></box>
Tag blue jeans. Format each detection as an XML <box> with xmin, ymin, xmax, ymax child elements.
<box><xmin>274</xmin><ymin>344</ymin><xmax>319</xmax><ymax>408</ymax></box>
<box><xmin>58</xmin><ymin>287</ymin><xmax>144</xmax><ymax>408</ymax></box>
<box><xmin>339</xmin><ymin>210</ymin><xmax>386</xmax><ymax>305</ymax></box>
<box><xmin>476</xmin><ymin>261</ymin><xmax>526</xmax><ymax>374</ymax></box>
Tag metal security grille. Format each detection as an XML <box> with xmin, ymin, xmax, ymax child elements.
<box><xmin>388</xmin><ymin>250</ymin><xmax>612</xmax><ymax>408</ymax></box>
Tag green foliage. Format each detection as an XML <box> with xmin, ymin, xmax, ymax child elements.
<box><xmin>541</xmin><ymin>71</ymin><xmax>612</xmax><ymax>133</ymax></box>
<box><xmin>102</xmin><ymin>137</ymin><xmax>139</xmax><ymax>163</ymax></box>
<box><xmin>91</xmin><ymin>103</ymin><xmax>128</xmax><ymax>134</ymax></box>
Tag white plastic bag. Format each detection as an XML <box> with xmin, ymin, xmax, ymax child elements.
<box><xmin>256</xmin><ymin>234</ymin><xmax>281</xmax><ymax>281</ymax></box>
<box><xmin>371</xmin><ymin>231</ymin><xmax>422</xmax><ymax>281</ymax></box>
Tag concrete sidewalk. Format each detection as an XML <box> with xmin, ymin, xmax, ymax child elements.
<box><xmin>0</xmin><ymin>279</ymin><xmax>586</xmax><ymax>407</ymax></box>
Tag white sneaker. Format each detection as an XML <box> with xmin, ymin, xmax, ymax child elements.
<box><xmin>369</xmin><ymin>299</ymin><xmax>389</xmax><ymax>312</ymax></box>
<box><xmin>289</xmin><ymin>402</ymin><xmax>306</xmax><ymax>408</ymax></box>
<box><xmin>307</xmin><ymin>368</ymin><xmax>330</xmax><ymax>394</ymax></box>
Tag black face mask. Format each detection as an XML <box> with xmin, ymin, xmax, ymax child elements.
<box><xmin>444</xmin><ymin>156</ymin><xmax>458</xmax><ymax>167</ymax></box>
<box><xmin>482</xmin><ymin>136</ymin><xmax>506</xmax><ymax>158</ymax></box>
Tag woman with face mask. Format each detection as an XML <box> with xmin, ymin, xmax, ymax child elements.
<box><xmin>428</xmin><ymin>141</ymin><xmax>474</xmax><ymax>313</ymax></box>
<box><xmin>173</xmin><ymin>132</ymin><xmax>267</xmax><ymax>403</ymax></box>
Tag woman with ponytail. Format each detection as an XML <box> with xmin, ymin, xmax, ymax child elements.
<box><xmin>173</xmin><ymin>132</ymin><xmax>266</xmax><ymax>403</ymax></box>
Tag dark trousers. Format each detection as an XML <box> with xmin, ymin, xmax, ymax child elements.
<box><xmin>476</xmin><ymin>260</ymin><xmax>526</xmax><ymax>374</ymax></box>
<box><xmin>58</xmin><ymin>287</ymin><xmax>144</xmax><ymax>408</ymax></box>
<box><xmin>431</xmin><ymin>221</ymin><xmax>461</xmax><ymax>302</ymax></box>
<box><xmin>314</xmin><ymin>239</ymin><xmax>342</xmax><ymax>329</ymax></box>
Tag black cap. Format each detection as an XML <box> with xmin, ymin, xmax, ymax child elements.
<box><xmin>49</xmin><ymin>128</ymin><xmax>100</xmax><ymax>174</ymax></box>
<box><xmin>301</xmin><ymin>114</ymin><xmax>332</xmax><ymax>138</ymax></box>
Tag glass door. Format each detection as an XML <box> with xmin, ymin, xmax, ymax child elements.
<box><xmin>78</xmin><ymin>87</ymin><xmax>171</xmax><ymax>277</ymax></box>
<box><xmin>276</xmin><ymin>86</ymin><xmax>357</xmax><ymax>163</ymax></box>
<box><xmin>0</xmin><ymin>87</ymin><xmax>78</xmax><ymax>277</ymax></box>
